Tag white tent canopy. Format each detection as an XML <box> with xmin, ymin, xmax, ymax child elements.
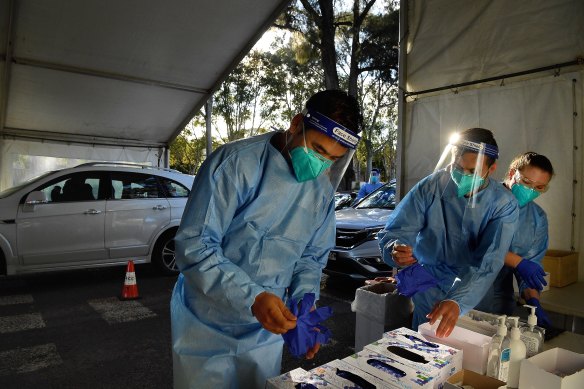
<box><xmin>398</xmin><ymin>0</ymin><xmax>584</xmax><ymax>280</ymax></box>
<box><xmin>0</xmin><ymin>0</ymin><xmax>289</xmax><ymax>189</ymax></box>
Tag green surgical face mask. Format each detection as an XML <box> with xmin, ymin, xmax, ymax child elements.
<box><xmin>450</xmin><ymin>168</ymin><xmax>485</xmax><ymax>198</ymax></box>
<box><xmin>511</xmin><ymin>183</ymin><xmax>540</xmax><ymax>207</ymax></box>
<box><xmin>290</xmin><ymin>146</ymin><xmax>333</xmax><ymax>182</ymax></box>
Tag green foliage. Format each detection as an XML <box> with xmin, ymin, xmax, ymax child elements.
<box><xmin>170</xmin><ymin>0</ymin><xmax>401</xmax><ymax>183</ymax></box>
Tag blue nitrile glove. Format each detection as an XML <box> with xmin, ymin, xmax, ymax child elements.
<box><xmin>526</xmin><ymin>297</ymin><xmax>552</xmax><ymax>328</ymax></box>
<box><xmin>516</xmin><ymin>259</ymin><xmax>547</xmax><ymax>291</ymax></box>
<box><xmin>395</xmin><ymin>263</ymin><xmax>439</xmax><ymax>297</ymax></box>
<box><xmin>282</xmin><ymin>293</ymin><xmax>332</xmax><ymax>358</ymax></box>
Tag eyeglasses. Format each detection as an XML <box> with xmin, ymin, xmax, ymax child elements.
<box><xmin>514</xmin><ymin>172</ymin><xmax>549</xmax><ymax>193</ymax></box>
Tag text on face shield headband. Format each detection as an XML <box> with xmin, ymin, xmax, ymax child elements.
<box><xmin>302</xmin><ymin>109</ymin><xmax>360</xmax><ymax>149</ymax></box>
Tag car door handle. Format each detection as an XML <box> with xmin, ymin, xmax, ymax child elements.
<box><xmin>153</xmin><ymin>205</ymin><xmax>167</xmax><ymax>210</ymax></box>
<box><xmin>84</xmin><ymin>209</ymin><xmax>102</xmax><ymax>215</ymax></box>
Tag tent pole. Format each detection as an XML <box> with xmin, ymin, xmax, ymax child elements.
<box><xmin>396</xmin><ymin>0</ymin><xmax>409</xmax><ymax>199</ymax></box>
<box><xmin>205</xmin><ymin>96</ymin><xmax>213</xmax><ymax>157</ymax></box>
<box><xmin>571</xmin><ymin>78</ymin><xmax>580</xmax><ymax>251</ymax></box>
<box><xmin>406</xmin><ymin>59</ymin><xmax>583</xmax><ymax>97</ymax></box>
<box><xmin>0</xmin><ymin>0</ymin><xmax>16</xmax><ymax>132</ymax></box>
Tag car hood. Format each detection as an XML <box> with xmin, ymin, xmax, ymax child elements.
<box><xmin>335</xmin><ymin>207</ymin><xmax>392</xmax><ymax>230</ymax></box>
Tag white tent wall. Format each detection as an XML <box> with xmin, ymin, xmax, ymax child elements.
<box><xmin>0</xmin><ymin>137</ymin><xmax>161</xmax><ymax>191</ymax></box>
<box><xmin>400</xmin><ymin>0</ymin><xmax>584</xmax><ymax>281</ymax></box>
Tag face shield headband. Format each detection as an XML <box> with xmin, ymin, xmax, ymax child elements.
<box><xmin>302</xmin><ymin>108</ymin><xmax>360</xmax><ymax>150</ymax></box>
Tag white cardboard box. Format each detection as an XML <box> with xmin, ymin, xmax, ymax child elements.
<box><xmin>265</xmin><ymin>367</ymin><xmax>335</xmax><ymax>389</ymax></box>
<box><xmin>519</xmin><ymin>347</ymin><xmax>584</xmax><ymax>389</ymax></box>
<box><xmin>381</xmin><ymin>327</ymin><xmax>463</xmax><ymax>373</ymax></box>
<box><xmin>419</xmin><ymin>322</ymin><xmax>491</xmax><ymax>375</ymax></box>
<box><xmin>364</xmin><ymin>336</ymin><xmax>459</xmax><ymax>387</ymax></box>
<box><xmin>310</xmin><ymin>359</ymin><xmax>393</xmax><ymax>389</ymax></box>
<box><xmin>342</xmin><ymin>349</ymin><xmax>436</xmax><ymax>389</ymax></box>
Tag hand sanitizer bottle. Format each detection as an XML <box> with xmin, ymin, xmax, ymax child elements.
<box><xmin>520</xmin><ymin>304</ymin><xmax>544</xmax><ymax>357</ymax></box>
<box><xmin>507</xmin><ymin>317</ymin><xmax>527</xmax><ymax>388</ymax></box>
<box><xmin>486</xmin><ymin>315</ymin><xmax>510</xmax><ymax>382</ymax></box>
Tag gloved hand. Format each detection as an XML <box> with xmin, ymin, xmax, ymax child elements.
<box><xmin>516</xmin><ymin>259</ymin><xmax>547</xmax><ymax>290</ymax></box>
<box><xmin>252</xmin><ymin>292</ymin><xmax>297</xmax><ymax>334</ymax></box>
<box><xmin>282</xmin><ymin>293</ymin><xmax>332</xmax><ymax>358</ymax></box>
<box><xmin>526</xmin><ymin>297</ymin><xmax>552</xmax><ymax>328</ymax></box>
<box><xmin>395</xmin><ymin>263</ymin><xmax>439</xmax><ymax>297</ymax></box>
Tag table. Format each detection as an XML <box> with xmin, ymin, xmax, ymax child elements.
<box><xmin>539</xmin><ymin>282</ymin><xmax>584</xmax><ymax>332</ymax></box>
<box><xmin>543</xmin><ymin>331</ymin><xmax>584</xmax><ymax>353</ymax></box>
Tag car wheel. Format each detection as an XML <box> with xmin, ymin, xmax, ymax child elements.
<box><xmin>152</xmin><ymin>229</ymin><xmax>179</xmax><ymax>276</ymax></box>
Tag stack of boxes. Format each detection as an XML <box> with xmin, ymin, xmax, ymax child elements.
<box><xmin>266</xmin><ymin>327</ymin><xmax>462</xmax><ymax>389</ymax></box>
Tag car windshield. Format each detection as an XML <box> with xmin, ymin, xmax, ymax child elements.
<box><xmin>0</xmin><ymin>171</ymin><xmax>56</xmax><ymax>199</ymax></box>
<box><xmin>355</xmin><ymin>184</ymin><xmax>396</xmax><ymax>209</ymax></box>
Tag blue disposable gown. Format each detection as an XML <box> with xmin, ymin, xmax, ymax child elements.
<box><xmin>170</xmin><ymin>132</ymin><xmax>336</xmax><ymax>389</ymax></box>
<box><xmin>357</xmin><ymin>181</ymin><xmax>383</xmax><ymax>200</ymax></box>
<box><xmin>377</xmin><ymin>169</ymin><xmax>519</xmax><ymax>330</ymax></box>
<box><xmin>475</xmin><ymin>198</ymin><xmax>549</xmax><ymax>315</ymax></box>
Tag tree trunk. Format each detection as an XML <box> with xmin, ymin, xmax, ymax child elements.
<box><xmin>318</xmin><ymin>0</ymin><xmax>339</xmax><ymax>89</ymax></box>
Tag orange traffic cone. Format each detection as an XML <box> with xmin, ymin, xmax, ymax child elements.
<box><xmin>120</xmin><ymin>260</ymin><xmax>140</xmax><ymax>300</ymax></box>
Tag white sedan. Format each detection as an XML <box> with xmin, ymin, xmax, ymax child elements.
<box><xmin>0</xmin><ymin>162</ymin><xmax>194</xmax><ymax>276</ymax></box>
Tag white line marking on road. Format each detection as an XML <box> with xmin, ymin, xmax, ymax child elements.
<box><xmin>0</xmin><ymin>343</ymin><xmax>62</xmax><ymax>375</ymax></box>
<box><xmin>0</xmin><ymin>313</ymin><xmax>45</xmax><ymax>334</ymax></box>
<box><xmin>0</xmin><ymin>294</ymin><xmax>34</xmax><ymax>306</ymax></box>
<box><xmin>88</xmin><ymin>297</ymin><xmax>157</xmax><ymax>324</ymax></box>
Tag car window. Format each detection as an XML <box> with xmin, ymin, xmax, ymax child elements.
<box><xmin>110</xmin><ymin>172</ymin><xmax>163</xmax><ymax>199</ymax></box>
<box><xmin>159</xmin><ymin>178</ymin><xmax>190</xmax><ymax>198</ymax></box>
<box><xmin>356</xmin><ymin>185</ymin><xmax>396</xmax><ymax>209</ymax></box>
<box><xmin>35</xmin><ymin>172</ymin><xmax>102</xmax><ymax>203</ymax></box>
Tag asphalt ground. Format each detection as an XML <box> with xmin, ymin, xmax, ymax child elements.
<box><xmin>0</xmin><ymin>266</ymin><xmax>362</xmax><ymax>388</ymax></box>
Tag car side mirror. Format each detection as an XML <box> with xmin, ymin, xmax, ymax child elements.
<box><xmin>25</xmin><ymin>191</ymin><xmax>48</xmax><ymax>205</ymax></box>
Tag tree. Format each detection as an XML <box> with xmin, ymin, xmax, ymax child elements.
<box><xmin>275</xmin><ymin>1</ymin><xmax>400</xmax><ymax>188</ymax></box>
<box><xmin>260</xmin><ymin>36</ymin><xmax>324</xmax><ymax>129</ymax></box>
<box><xmin>169</xmin><ymin>122</ymin><xmax>220</xmax><ymax>175</ymax></box>
<box><xmin>213</xmin><ymin>51</ymin><xmax>272</xmax><ymax>142</ymax></box>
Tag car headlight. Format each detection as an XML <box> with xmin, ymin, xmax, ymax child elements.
<box><xmin>366</xmin><ymin>227</ymin><xmax>383</xmax><ymax>240</ymax></box>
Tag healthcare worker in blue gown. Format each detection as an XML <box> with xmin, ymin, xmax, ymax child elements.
<box><xmin>356</xmin><ymin>168</ymin><xmax>383</xmax><ymax>201</ymax></box>
<box><xmin>475</xmin><ymin>152</ymin><xmax>554</xmax><ymax>327</ymax></box>
<box><xmin>378</xmin><ymin>128</ymin><xmax>519</xmax><ymax>338</ymax></box>
<box><xmin>170</xmin><ymin>90</ymin><xmax>362</xmax><ymax>389</ymax></box>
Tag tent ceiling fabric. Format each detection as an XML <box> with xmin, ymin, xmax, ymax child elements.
<box><xmin>406</xmin><ymin>0</ymin><xmax>584</xmax><ymax>93</ymax></box>
<box><xmin>0</xmin><ymin>0</ymin><xmax>289</xmax><ymax>146</ymax></box>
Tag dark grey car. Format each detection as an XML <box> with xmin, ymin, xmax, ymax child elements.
<box><xmin>324</xmin><ymin>182</ymin><xmax>397</xmax><ymax>281</ymax></box>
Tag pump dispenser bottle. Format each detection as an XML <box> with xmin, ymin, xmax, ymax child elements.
<box><xmin>520</xmin><ymin>304</ymin><xmax>544</xmax><ymax>357</ymax></box>
<box><xmin>486</xmin><ymin>315</ymin><xmax>510</xmax><ymax>382</ymax></box>
<box><xmin>507</xmin><ymin>317</ymin><xmax>527</xmax><ymax>388</ymax></box>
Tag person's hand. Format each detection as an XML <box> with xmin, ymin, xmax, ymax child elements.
<box><xmin>526</xmin><ymin>297</ymin><xmax>552</xmax><ymax>328</ymax></box>
<box><xmin>305</xmin><ymin>342</ymin><xmax>320</xmax><ymax>359</ymax></box>
<box><xmin>515</xmin><ymin>259</ymin><xmax>547</xmax><ymax>290</ymax></box>
<box><xmin>365</xmin><ymin>277</ymin><xmax>395</xmax><ymax>285</ymax></box>
<box><xmin>392</xmin><ymin>243</ymin><xmax>417</xmax><ymax>266</ymax></box>
<box><xmin>426</xmin><ymin>300</ymin><xmax>460</xmax><ymax>338</ymax></box>
<box><xmin>252</xmin><ymin>292</ymin><xmax>297</xmax><ymax>334</ymax></box>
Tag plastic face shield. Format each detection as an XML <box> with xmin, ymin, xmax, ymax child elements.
<box><xmin>302</xmin><ymin>108</ymin><xmax>361</xmax><ymax>190</ymax></box>
<box><xmin>434</xmin><ymin>134</ymin><xmax>499</xmax><ymax>208</ymax></box>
